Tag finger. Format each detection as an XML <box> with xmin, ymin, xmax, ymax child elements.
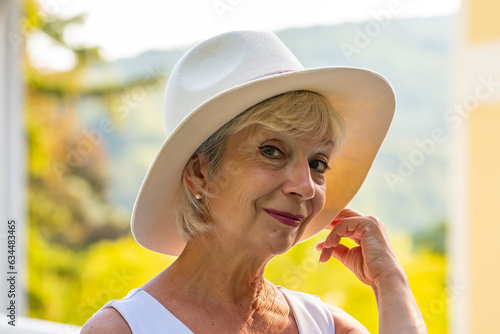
<box><xmin>335</xmin><ymin>208</ymin><xmax>364</xmax><ymax>220</ymax></box>
<box><xmin>323</xmin><ymin>218</ymin><xmax>342</xmax><ymax>231</ymax></box>
<box><xmin>324</xmin><ymin>228</ymin><xmax>343</xmax><ymax>249</ymax></box>
<box><xmin>329</xmin><ymin>243</ymin><xmax>350</xmax><ymax>264</ymax></box>
<box><xmin>352</xmin><ymin>236</ymin><xmax>361</xmax><ymax>245</ymax></box>
<box><xmin>324</xmin><ymin>218</ymin><xmax>363</xmax><ymax>248</ymax></box>
<box><xmin>324</xmin><ymin>208</ymin><xmax>365</xmax><ymax>232</ymax></box>
<box><xmin>315</xmin><ymin>241</ymin><xmax>325</xmax><ymax>251</ymax></box>
<box><xmin>319</xmin><ymin>245</ymin><xmax>334</xmax><ymax>263</ymax></box>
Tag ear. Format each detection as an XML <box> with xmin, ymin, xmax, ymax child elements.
<box><xmin>183</xmin><ymin>153</ymin><xmax>209</xmax><ymax>196</ymax></box>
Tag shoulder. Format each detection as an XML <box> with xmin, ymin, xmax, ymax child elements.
<box><xmin>81</xmin><ymin>307</ymin><xmax>132</xmax><ymax>334</ymax></box>
<box><xmin>324</xmin><ymin>304</ymin><xmax>369</xmax><ymax>334</ymax></box>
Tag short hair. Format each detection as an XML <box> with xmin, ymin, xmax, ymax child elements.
<box><xmin>175</xmin><ymin>90</ymin><xmax>347</xmax><ymax>241</ymax></box>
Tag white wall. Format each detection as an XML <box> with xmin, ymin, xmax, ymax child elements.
<box><xmin>0</xmin><ymin>0</ymin><xmax>26</xmax><ymax>325</ymax></box>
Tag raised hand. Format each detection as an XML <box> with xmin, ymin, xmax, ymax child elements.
<box><xmin>315</xmin><ymin>208</ymin><xmax>404</xmax><ymax>288</ymax></box>
<box><xmin>316</xmin><ymin>208</ymin><xmax>428</xmax><ymax>333</ymax></box>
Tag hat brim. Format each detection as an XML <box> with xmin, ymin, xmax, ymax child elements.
<box><xmin>132</xmin><ymin>67</ymin><xmax>395</xmax><ymax>256</ymax></box>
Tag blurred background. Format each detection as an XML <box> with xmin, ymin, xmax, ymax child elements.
<box><xmin>1</xmin><ymin>0</ymin><xmax>499</xmax><ymax>333</ymax></box>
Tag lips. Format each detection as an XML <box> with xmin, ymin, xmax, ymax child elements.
<box><xmin>264</xmin><ymin>208</ymin><xmax>305</xmax><ymax>228</ymax></box>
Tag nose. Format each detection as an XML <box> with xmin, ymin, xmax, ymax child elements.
<box><xmin>282</xmin><ymin>159</ymin><xmax>315</xmax><ymax>200</ymax></box>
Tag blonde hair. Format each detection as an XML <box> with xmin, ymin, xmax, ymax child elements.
<box><xmin>175</xmin><ymin>90</ymin><xmax>346</xmax><ymax>241</ymax></box>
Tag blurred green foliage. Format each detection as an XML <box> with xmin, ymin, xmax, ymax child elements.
<box><xmin>28</xmin><ymin>229</ymin><xmax>173</xmax><ymax>324</ymax></box>
<box><xmin>22</xmin><ymin>1</ymin><xmax>447</xmax><ymax>333</ymax></box>
<box><xmin>413</xmin><ymin>220</ymin><xmax>447</xmax><ymax>254</ymax></box>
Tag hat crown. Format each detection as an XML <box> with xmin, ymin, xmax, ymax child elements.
<box><xmin>164</xmin><ymin>31</ymin><xmax>304</xmax><ymax>135</ymax></box>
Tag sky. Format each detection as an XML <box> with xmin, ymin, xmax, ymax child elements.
<box><xmin>30</xmin><ymin>0</ymin><xmax>461</xmax><ymax>71</ymax></box>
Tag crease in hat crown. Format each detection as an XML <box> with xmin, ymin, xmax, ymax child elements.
<box><xmin>163</xmin><ymin>30</ymin><xmax>304</xmax><ymax>135</ymax></box>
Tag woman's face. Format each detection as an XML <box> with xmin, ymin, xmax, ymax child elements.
<box><xmin>205</xmin><ymin>125</ymin><xmax>334</xmax><ymax>256</ymax></box>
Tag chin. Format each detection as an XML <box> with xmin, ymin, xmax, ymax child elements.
<box><xmin>260</xmin><ymin>231</ymin><xmax>299</xmax><ymax>256</ymax></box>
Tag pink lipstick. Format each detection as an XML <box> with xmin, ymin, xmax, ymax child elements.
<box><xmin>264</xmin><ymin>209</ymin><xmax>305</xmax><ymax>228</ymax></box>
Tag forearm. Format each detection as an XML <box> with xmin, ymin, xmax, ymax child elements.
<box><xmin>373</xmin><ymin>271</ymin><xmax>427</xmax><ymax>334</ymax></box>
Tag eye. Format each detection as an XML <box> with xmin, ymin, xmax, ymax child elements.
<box><xmin>309</xmin><ymin>159</ymin><xmax>329</xmax><ymax>173</ymax></box>
<box><xmin>258</xmin><ymin>145</ymin><xmax>285</xmax><ymax>159</ymax></box>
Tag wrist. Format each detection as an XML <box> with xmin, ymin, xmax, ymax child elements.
<box><xmin>371</xmin><ymin>266</ymin><xmax>410</xmax><ymax>300</ymax></box>
<box><xmin>373</xmin><ymin>271</ymin><xmax>428</xmax><ymax>333</ymax></box>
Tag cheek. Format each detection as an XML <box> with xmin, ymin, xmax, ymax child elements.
<box><xmin>312</xmin><ymin>185</ymin><xmax>327</xmax><ymax>214</ymax></box>
<box><xmin>208</xmin><ymin>161</ymin><xmax>263</xmax><ymax>206</ymax></box>
<box><xmin>208</xmin><ymin>162</ymin><xmax>247</xmax><ymax>197</ymax></box>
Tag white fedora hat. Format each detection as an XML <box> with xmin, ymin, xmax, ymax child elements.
<box><xmin>131</xmin><ymin>30</ymin><xmax>395</xmax><ymax>256</ymax></box>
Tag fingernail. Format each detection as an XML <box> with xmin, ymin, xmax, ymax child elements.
<box><xmin>332</xmin><ymin>219</ymin><xmax>341</xmax><ymax>224</ymax></box>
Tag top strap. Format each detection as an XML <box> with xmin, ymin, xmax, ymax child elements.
<box><xmin>101</xmin><ymin>288</ymin><xmax>194</xmax><ymax>334</ymax></box>
<box><xmin>278</xmin><ymin>287</ymin><xmax>336</xmax><ymax>334</ymax></box>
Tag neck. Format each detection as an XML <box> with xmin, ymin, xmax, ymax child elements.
<box><xmin>148</xmin><ymin>232</ymin><xmax>294</xmax><ymax>332</ymax></box>
<box><xmin>165</xmin><ymin>232</ymin><xmax>274</xmax><ymax>305</ymax></box>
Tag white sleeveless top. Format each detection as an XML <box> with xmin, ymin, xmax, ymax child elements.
<box><xmin>101</xmin><ymin>287</ymin><xmax>335</xmax><ymax>333</ymax></box>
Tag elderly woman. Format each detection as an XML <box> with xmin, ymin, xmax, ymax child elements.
<box><xmin>82</xmin><ymin>31</ymin><xmax>427</xmax><ymax>333</ymax></box>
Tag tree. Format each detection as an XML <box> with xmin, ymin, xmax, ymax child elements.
<box><xmin>21</xmin><ymin>0</ymin><xmax>162</xmax><ymax>321</ymax></box>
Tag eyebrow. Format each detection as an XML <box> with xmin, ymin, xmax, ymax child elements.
<box><xmin>258</xmin><ymin>127</ymin><xmax>337</xmax><ymax>153</ymax></box>
<box><xmin>322</xmin><ymin>139</ymin><xmax>335</xmax><ymax>148</ymax></box>
<box><xmin>316</xmin><ymin>139</ymin><xmax>336</xmax><ymax>151</ymax></box>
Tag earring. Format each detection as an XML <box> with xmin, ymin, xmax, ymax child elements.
<box><xmin>195</xmin><ymin>193</ymin><xmax>202</xmax><ymax>200</ymax></box>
